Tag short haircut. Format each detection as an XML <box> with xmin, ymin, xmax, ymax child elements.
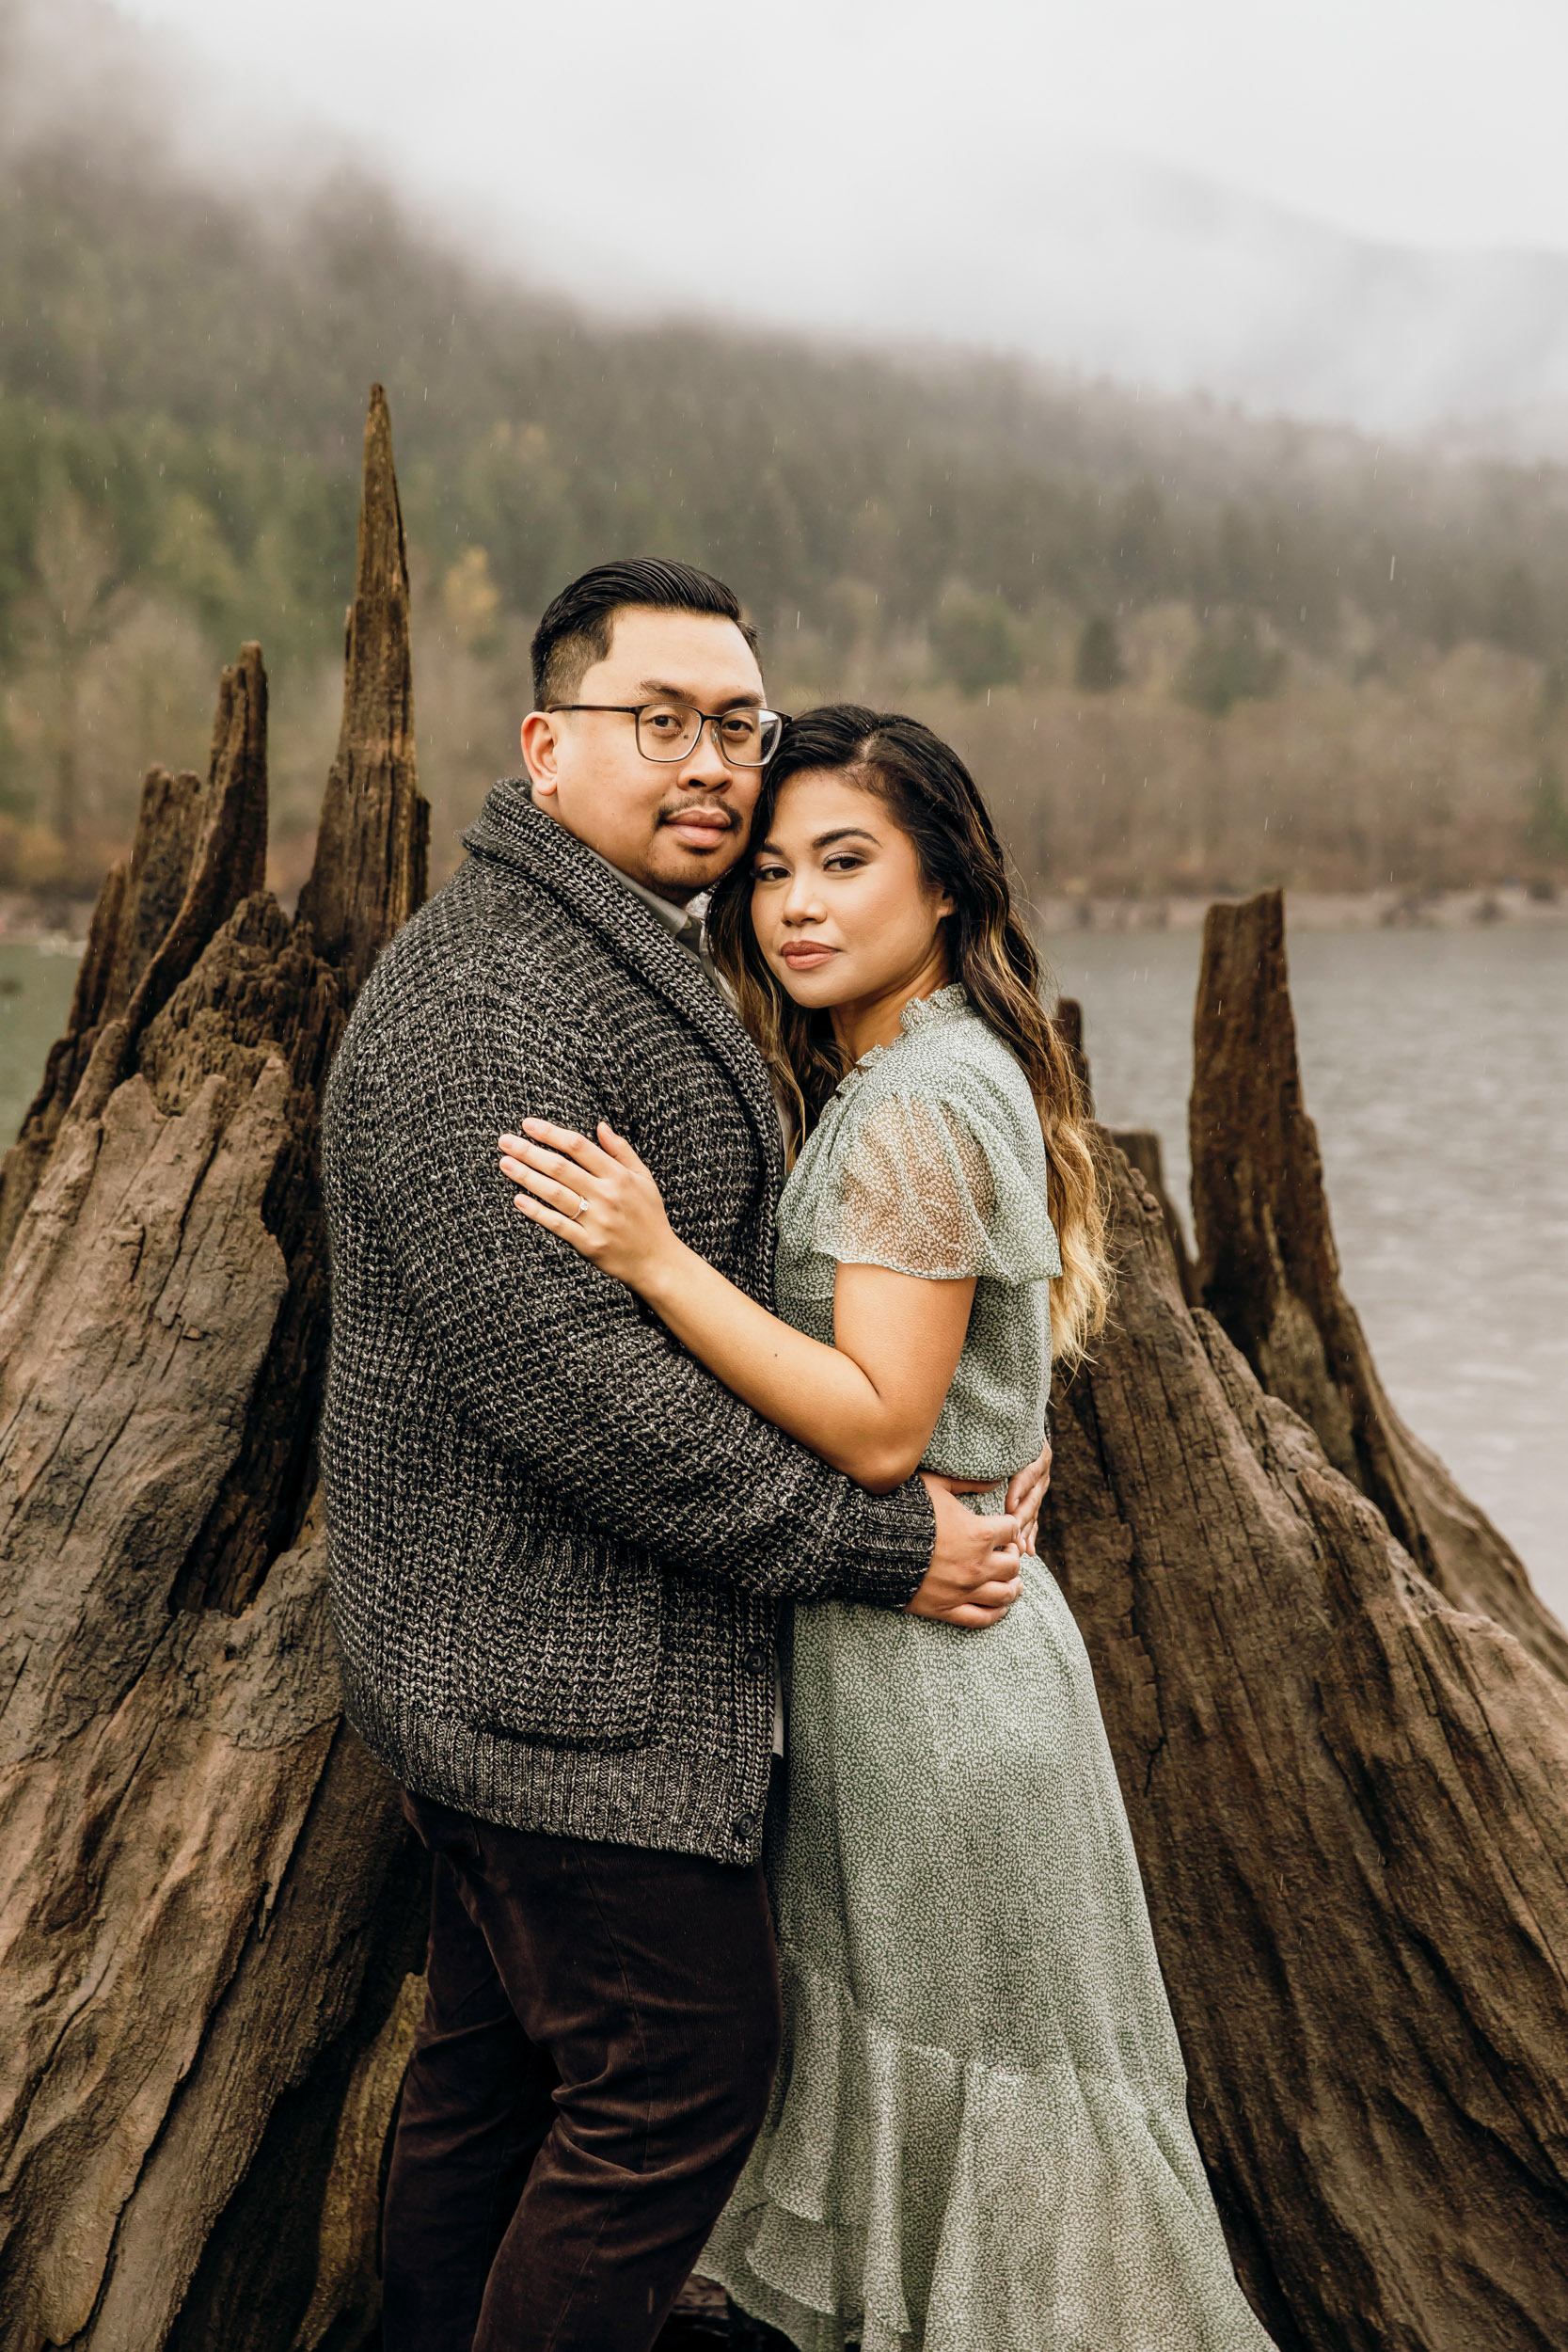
<box><xmin>530</xmin><ymin>558</ymin><xmax>761</xmax><ymax>710</ymax></box>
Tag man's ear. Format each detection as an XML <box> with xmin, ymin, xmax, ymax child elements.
<box><xmin>520</xmin><ymin>710</ymin><xmax>561</xmax><ymax>797</ymax></box>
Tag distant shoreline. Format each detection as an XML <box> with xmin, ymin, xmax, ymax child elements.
<box><xmin>1032</xmin><ymin>884</ymin><xmax>1567</xmax><ymax>936</ymax></box>
<box><xmin>2</xmin><ymin>882</ymin><xmax>1563</xmax><ymax>956</ymax></box>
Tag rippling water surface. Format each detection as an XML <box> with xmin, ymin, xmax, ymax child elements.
<box><xmin>1043</xmin><ymin>922</ymin><xmax>1568</xmax><ymax>1615</ymax></box>
<box><xmin>4</xmin><ymin>928</ymin><xmax>1564</xmax><ymax>1612</ymax></box>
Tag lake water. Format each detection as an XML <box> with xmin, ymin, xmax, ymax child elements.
<box><xmin>4</xmin><ymin>926</ymin><xmax>1564</xmax><ymax>1613</ymax></box>
<box><xmin>1</xmin><ymin>941</ymin><xmax>77</xmax><ymax>1134</ymax></box>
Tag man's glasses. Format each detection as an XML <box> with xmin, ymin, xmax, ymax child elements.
<box><xmin>548</xmin><ymin>701</ymin><xmax>787</xmax><ymax>768</ymax></box>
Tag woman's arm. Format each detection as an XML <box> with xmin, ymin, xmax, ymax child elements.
<box><xmin>499</xmin><ymin>1119</ymin><xmax>974</xmax><ymax>1492</ymax></box>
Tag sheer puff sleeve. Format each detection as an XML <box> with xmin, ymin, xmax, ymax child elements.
<box><xmin>816</xmin><ymin>1086</ymin><xmax>1063</xmax><ymax>1284</ymax></box>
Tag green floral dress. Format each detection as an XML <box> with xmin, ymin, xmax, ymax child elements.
<box><xmin>700</xmin><ymin>986</ymin><xmax>1274</xmax><ymax>2352</ymax></box>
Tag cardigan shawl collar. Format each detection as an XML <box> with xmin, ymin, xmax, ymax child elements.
<box><xmin>464</xmin><ymin>780</ymin><xmax>784</xmax><ymax>1191</ymax></box>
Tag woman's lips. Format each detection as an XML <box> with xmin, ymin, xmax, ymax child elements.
<box><xmin>780</xmin><ymin>942</ymin><xmax>837</xmax><ymax>969</ymax></box>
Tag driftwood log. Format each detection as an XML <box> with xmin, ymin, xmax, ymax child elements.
<box><xmin>0</xmin><ymin>387</ymin><xmax>429</xmax><ymax>2352</ymax></box>
<box><xmin>1189</xmin><ymin>888</ymin><xmax>1568</xmax><ymax>1680</ymax></box>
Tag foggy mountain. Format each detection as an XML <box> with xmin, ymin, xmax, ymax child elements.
<box><xmin>7</xmin><ymin>0</ymin><xmax>1568</xmax><ymax>455</ymax></box>
<box><xmin>753</xmin><ymin>153</ymin><xmax>1568</xmax><ymax>454</ymax></box>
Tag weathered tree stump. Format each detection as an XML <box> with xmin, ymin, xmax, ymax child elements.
<box><xmin>1045</xmin><ymin>1140</ymin><xmax>1568</xmax><ymax>2350</ymax></box>
<box><xmin>1189</xmin><ymin>888</ymin><xmax>1568</xmax><ymax>1680</ymax></box>
<box><xmin>0</xmin><ymin>386</ymin><xmax>429</xmax><ymax>2352</ymax></box>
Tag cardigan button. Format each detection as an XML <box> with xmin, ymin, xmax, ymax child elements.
<box><xmin>731</xmin><ymin>1812</ymin><xmax>755</xmax><ymax>1843</ymax></box>
<box><xmin>742</xmin><ymin>1646</ymin><xmax>769</xmax><ymax>1677</ymax></box>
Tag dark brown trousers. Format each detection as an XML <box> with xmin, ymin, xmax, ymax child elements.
<box><xmin>381</xmin><ymin>1790</ymin><xmax>781</xmax><ymax>2352</ymax></box>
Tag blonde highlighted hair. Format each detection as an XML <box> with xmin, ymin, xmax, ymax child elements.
<box><xmin>706</xmin><ymin>706</ymin><xmax>1110</xmax><ymax>1370</ymax></box>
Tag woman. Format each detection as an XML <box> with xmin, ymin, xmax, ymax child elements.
<box><xmin>499</xmin><ymin>708</ymin><xmax>1273</xmax><ymax>2352</ymax></box>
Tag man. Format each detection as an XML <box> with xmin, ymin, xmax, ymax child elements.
<box><xmin>321</xmin><ymin>559</ymin><xmax>1038</xmax><ymax>2352</ymax></box>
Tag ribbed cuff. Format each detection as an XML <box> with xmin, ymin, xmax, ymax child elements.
<box><xmin>832</xmin><ymin>1474</ymin><xmax>935</xmax><ymax>1608</ymax></box>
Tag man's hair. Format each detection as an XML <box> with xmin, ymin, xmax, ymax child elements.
<box><xmin>530</xmin><ymin>558</ymin><xmax>761</xmax><ymax>709</ymax></box>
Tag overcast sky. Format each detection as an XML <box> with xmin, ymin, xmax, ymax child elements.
<box><xmin>114</xmin><ymin>0</ymin><xmax>1568</xmax><ymax>264</ymax></box>
<box><xmin>87</xmin><ymin>0</ymin><xmax>1568</xmax><ymax>439</ymax></box>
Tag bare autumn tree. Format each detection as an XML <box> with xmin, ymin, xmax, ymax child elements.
<box><xmin>0</xmin><ymin>386</ymin><xmax>429</xmax><ymax>2352</ymax></box>
<box><xmin>27</xmin><ymin>483</ymin><xmax>120</xmax><ymax>846</ymax></box>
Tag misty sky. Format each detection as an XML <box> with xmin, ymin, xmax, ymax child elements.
<box><xmin>96</xmin><ymin>0</ymin><xmax>1568</xmax><ymax>437</ymax></box>
<box><xmin>115</xmin><ymin>0</ymin><xmax>1567</xmax><ymax>261</ymax></box>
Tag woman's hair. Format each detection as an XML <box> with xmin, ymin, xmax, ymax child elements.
<box><xmin>706</xmin><ymin>705</ymin><xmax>1110</xmax><ymax>1369</ymax></box>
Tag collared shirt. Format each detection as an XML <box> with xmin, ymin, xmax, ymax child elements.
<box><xmin>591</xmin><ymin>850</ymin><xmax>710</xmax><ymax>962</ymax></box>
<box><xmin>590</xmin><ymin>845</ymin><xmax>787</xmax><ymax>1759</ymax></box>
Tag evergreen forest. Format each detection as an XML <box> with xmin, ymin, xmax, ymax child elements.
<box><xmin>5</xmin><ymin>103</ymin><xmax>1568</xmax><ymax>900</ymax></box>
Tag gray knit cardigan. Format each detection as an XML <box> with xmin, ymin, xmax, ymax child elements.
<box><xmin>321</xmin><ymin>780</ymin><xmax>936</xmax><ymax>1865</ymax></box>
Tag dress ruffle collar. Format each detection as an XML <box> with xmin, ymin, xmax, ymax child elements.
<box><xmin>833</xmin><ymin>983</ymin><xmax>971</xmax><ymax>1100</ymax></box>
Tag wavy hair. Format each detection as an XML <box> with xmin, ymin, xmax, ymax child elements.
<box><xmin>706</xmin><ymin>706</ymin><xmax>1109</xmax><ymax>1369</ymax></box>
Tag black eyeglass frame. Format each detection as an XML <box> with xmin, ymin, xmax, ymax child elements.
<box><xmin>546</xmin><ymin>701</ymin><xmax>790</xmax><ymax>769</ymax></box>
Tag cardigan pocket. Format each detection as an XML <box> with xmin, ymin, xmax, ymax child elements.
<box><xmin>457</xmin><ymin>1516</ymin><xmax>666</xmax><ymax>1751</ymax></box>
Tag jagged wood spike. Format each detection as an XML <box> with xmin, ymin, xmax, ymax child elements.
<box><xmin>100</xmin><ymin>767</ymin><xmax>208</xmax><ymax>1014</ymax></box>
<box><xmin>1044</xmin><ymin>1140</ymin><xmax>1568</xmax><ymax>2351</ymax></box>
<box><xmin>1111</xmin><ymin>1125</ymin><xmax>1200</xmax><ymax>1305</ymax></box>
<box><xmin>0</xmin><ymin>645</ymin><xmax>269</xmax><ymax>1268</ymax></box>
<box><xmin>119</xmin><ymin>642</ymin><xmax>269</xmax><ymax>1039</ymax></box>
<box><xmin>297</xmin><ymin>383</ymin><xmax>429</xmax><ymax>997</ymax></box>
<box><xmin>1188</xmin><ymin>886</ymin><xmax>1568</xmax><ymax>1681</ymax></box>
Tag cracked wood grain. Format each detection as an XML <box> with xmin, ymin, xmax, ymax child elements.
<box><xmin>1046</xmin><ymin>1140</ymin><xmax>1568</xmax><ymax>2351</ymax></box>
<box><xmin>0</xmin><ymin>389</ymin><xmax>430</xmax><ymax>2352</ymax></box>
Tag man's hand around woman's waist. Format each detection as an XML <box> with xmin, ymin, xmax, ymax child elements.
<box><xmin>927</xmin><ymin>1436</ymin><xmax>1052</xmax><ymax>1556</ymax></box>
<box><xmin>908</xmin><ymin>1475</ymin><xmax>1022</xmax><ymax>1629</ymax></box>
<box><xmin>911</xmin><ymin>1436</ymin><xmax>1049</xmax><ymax>1629</ymax></box>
